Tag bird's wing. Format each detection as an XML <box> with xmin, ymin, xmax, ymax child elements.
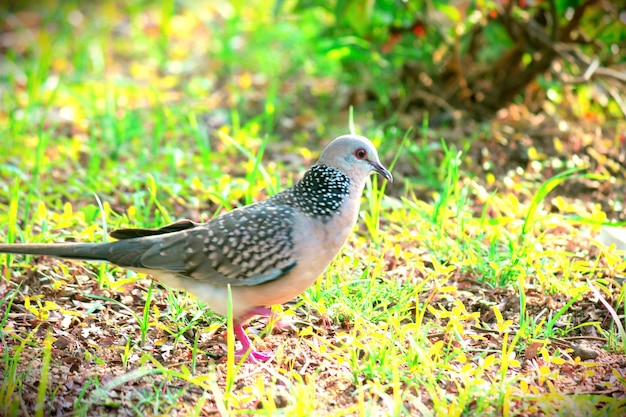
<box><xmin>107</xmin><ymin>202</ymin><xmax>298</xmax><ymax>287</ymax></box>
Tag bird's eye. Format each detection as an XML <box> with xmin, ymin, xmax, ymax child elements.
<box><xmin>354</xmin><ymin>148</ymin><xmax>368</xmax><ymax>160</ymax></box>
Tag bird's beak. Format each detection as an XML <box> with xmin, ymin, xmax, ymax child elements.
<box><xmin>370</xmin><ymin>161</ymin><xmax>393</xmax><ymax>183</ymax></box>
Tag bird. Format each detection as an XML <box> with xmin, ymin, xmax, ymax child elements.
<box><xmin>0</xmin><ymin>134</ymin><xmax>392</xmax><ymax>362</ymax></box>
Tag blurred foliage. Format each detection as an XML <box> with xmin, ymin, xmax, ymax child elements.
<box><xmin>279</xmin><ymin>0</ymin><xmax>626</xmax><ymax>122</ymax></box>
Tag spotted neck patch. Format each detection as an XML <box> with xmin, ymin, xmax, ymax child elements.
<box><xmin>274</xmin><ymin>164</ymin><xmax>351</xmax><ymax>220</ymax></box>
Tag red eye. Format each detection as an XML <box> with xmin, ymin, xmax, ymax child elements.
<box><xmin>354</xmin><ymin>148</ymin><xmax>367</xmax><ymax>160</ymax></box>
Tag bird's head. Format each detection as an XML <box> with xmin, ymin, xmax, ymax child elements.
<box><xmin>317</xmin><ymin>134</ymin><xmax>393</xmax><ymax>184</ymax></box>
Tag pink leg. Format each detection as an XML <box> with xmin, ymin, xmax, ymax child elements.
<box><xmin>231</xmin><ymin>306</ymin><xmax>293</xmax><ymax>362</ymax></box>
<box><xmin>233</xmin><ymin>322</ymin><xmax>272</xmax><ymax>362</ymax></box>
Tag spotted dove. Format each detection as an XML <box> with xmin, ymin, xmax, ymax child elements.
<box><xmin>0</xmin><ymin>134</ymin><xmax>393</xmax><ymax>361</ymax></box>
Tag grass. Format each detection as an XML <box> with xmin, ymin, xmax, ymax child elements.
<box><xmin>1</xmin><ymin>1</ymin><xmax>626</xmax><ymax>416</ymax></box>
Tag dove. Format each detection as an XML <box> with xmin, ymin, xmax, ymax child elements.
<box><xmin>0</xmin><ymin>134</ymin><xmax>392</xmax><ymax>361</ymax></box>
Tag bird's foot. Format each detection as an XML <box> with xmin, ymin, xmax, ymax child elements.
<box><xmin>233</xmin><ymin>322</ymin><xmax>273</xmax><ymax>363</ymax></box>
<box><xmin>235</xmin><ymin>347</ymin><xmax>273</xmax><ymax>363</ymax></box>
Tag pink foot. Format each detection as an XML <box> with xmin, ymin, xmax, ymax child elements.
<box><xmin>233</xmin><ymin>322</ymin><xmax>273</xmax><ymax>363</ymax></box>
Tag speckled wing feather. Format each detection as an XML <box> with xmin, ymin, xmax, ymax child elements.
<box><xmin>107</xmin><ymin>200</ymin><xmax>297</xmax><ymax>287</ymax></box>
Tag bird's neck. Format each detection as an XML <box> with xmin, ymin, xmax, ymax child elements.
<box><xmin>280</xmin><ymin>164</ymin><xmax>352</xmax><ymax>220</ymax></box>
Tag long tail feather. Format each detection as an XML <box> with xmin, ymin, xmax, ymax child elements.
<box><xmin>0</xmin><ymin>242</ymin><xmax>114</xmax><ymax>261</ymax></box>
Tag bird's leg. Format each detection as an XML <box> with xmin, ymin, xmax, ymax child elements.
<box><xmin>233</xmin><ymin>322</ymin><xmax>272</xmax><ymax>362</ymax></box>
<box><xmin>232</xmin><ymin>306</ymin><xmax>293</xmax><ymax>362</ymax></box>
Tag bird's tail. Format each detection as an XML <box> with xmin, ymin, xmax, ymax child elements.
<box><xmin>0</xmin><ymin>242</ymin><xmax>114</xmax><ymax>262</ymax></box>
